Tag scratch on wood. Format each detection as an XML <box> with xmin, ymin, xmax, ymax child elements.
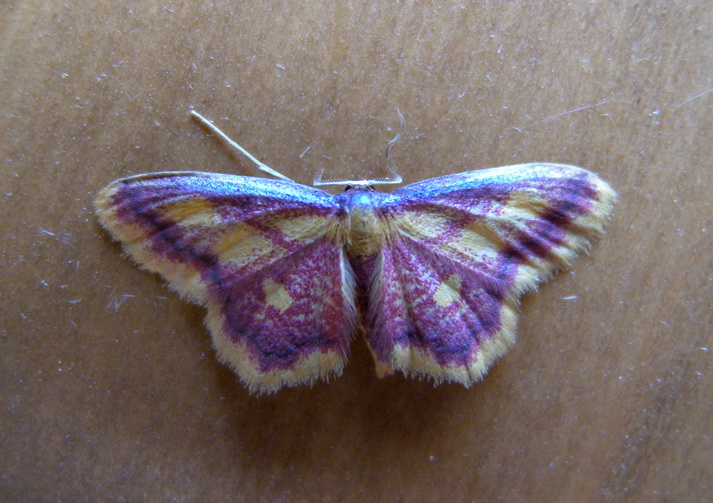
<box><xmin>673</xmin><ymin>88</ymin><xmax>713</xmax><ymax>109</ymax></box>
<box><xmin>526</xmin><ymin>100</ymin><xmax>611</xmax><ymax>127</ymax></box>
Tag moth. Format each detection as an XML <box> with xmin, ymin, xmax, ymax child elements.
<box><xmin>95</xmin><ymin>111</ymin><xmax>615</xmax><ymax>393</ymax></box>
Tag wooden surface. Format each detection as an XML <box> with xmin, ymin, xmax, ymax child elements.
<box><xmin>2</xmin><ymin>1</ymin><xmax>711</xmax><ymax>501</ymax></box>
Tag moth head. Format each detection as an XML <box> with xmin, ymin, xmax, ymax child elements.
<box><xmin>343</xmin><ymin>184</ymin><xmax>377</xmax><ymax>193</ymax></box>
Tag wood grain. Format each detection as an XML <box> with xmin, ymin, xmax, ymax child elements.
<box><xmin>2</xmin><ymin>1</ymin><xmax>711</xmax><ymax>501</ymax></box>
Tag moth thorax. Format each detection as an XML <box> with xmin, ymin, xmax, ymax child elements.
<box><xmin>343</xmin><ymin>189</ymin><xmax>388</xmax><ymax>257</ymax></box>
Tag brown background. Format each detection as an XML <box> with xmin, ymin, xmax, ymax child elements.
<box><xmin>2</xmin><ymin>0</ymin><xmax>711</xmax><ymax>501</ymax></box>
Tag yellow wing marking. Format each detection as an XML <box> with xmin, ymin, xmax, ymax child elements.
<box><xmin>262</xmin><ymin>278</ymin><xmax>295</xmax><ymax>313</ymax></box>
<box><xmin>160</xmin><ymin>199</ymin><xmax>220</xmax><ymax>226</ymax></box>
<box><xmin>433</xmin><ymin>274</ymin><xmax>463</xmax><ymax>308</ymax></box>
<box><xmin>214</xmin><ymin>223</ymin><xmax>275</xmax><ymax>265</ymax></box>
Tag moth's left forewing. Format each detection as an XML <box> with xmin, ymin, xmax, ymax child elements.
<box><xmin>365</xmin><ymin>164</ymin><xmax>615</xmax><ymax>386</ymax></box>
<box><xmin>96</xmin><ymin>172</ymin><xmax>358</xmax><ymax>393</ymax></box>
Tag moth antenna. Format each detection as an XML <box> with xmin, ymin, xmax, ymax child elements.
<box><xmin>190</xmin><ymin>110</ymin><xmax>294</xmax><ymax>182</ymax></box>
<box><xmin>384</xmin><ymin>108</ymin><xmax>405</xmax><ymax>182</ymax></box>
<box><xmin>313</xmin><ymin>108</ymin><xmax>405</xmax><ymax>187</ymax></box>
